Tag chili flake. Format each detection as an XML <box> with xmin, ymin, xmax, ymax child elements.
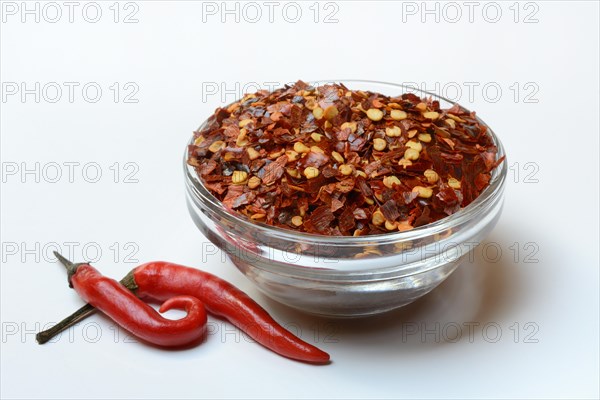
<box><xmin>188</xmin><ymin>81</ymin><xmax>505</xmax><ymax>236</ymax></box>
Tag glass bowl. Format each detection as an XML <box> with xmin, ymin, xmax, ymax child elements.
<box><xmin>184</xmin><ymin>80</ymin><xmax>507</xmax><ymax>317</ymax></box>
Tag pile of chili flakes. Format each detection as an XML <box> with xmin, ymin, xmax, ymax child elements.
<box><xmin>188</xmin><ymin>80</ymin><xmax>504</xmax><ymax>236</ymax></box>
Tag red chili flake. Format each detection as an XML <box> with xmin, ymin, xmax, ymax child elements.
<box><xmin>188</xmin><ymin>81</ymin><xmax>505</xmax><ymax>236</ymax></box>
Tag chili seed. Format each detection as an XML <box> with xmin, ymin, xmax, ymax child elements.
<box><xmin>373</xmin><ymin>138</ymin><xmax>387</xmax><ymax>151</ymax></box>
<box><xmin>385</xmin><ymin>126</ymin><xmax>401</xmax><ymax>137</ymax></box>
<box><xmin>383</xmin><ymin>175</ymin><xmax>401</xmax><ymax>189</ymax></box>
<box><xmin>385</xmin><ymin>220</ymin><xmax>397</xmax><ymax>231</ymax></box>
<box><xmin>423</xmin><ymin>111</ymin><xmax>439</xmax><ymax>120</ymax></box>
<box><xmin>313</xmin><ymin>107</ymin><xmax>324</xmax><ymax>120</ymax></box>
<box><xmin>397</xmin><ymin>221</ymin><xmax>414</xmax><ymax>232</ymax></box>
<box><xmin>311</xmin><ymin>133</ymin><xmax>323</xmax><ymax>142</ymax></box>
<box><xmin>287</xmin><ymin>168</ymin><xmax>301</xmax><ymax>178</ymax></box>
<box><xmin>286</xmin><ymin>150</ymin><xmax>300</xmax><ymax>162</ymax></box>
<box><xmin>341</xmin><ymin>121</ymin><xmax>357</xmax><ymax>133</ymax></box>
<box><xmin>291</xmin><ymin>216</ymin><xmax>303</xmax><ymax>227</ymax></box>
<box><xmin>412</xmin><ymin>186</ymin><xmax>433</xmax><ymax>198</ymax></box>
<box><xmin>339</xmin><ymin>164</ymin><xmax>354</xmax><ymax>176</ymax></box>
<box><xmin>367</xmin><ymin>108</ymin><xmax>384</xmax><ymax>121</ymax></box>
<box><xmin>390</xmin><ymin>110</ymin><xmax>407</xmax><ymax>120</ymax></box>
<box><xmin>324</xmin><ymin>105</ymin><xmax>339</xmax><ymax>120</ymax></box>
<box><xmin>407</xmin><ymin>129</ymin><xmax>418</xmax><ymax>138</ymax></box>
<box><xmin>406</xmin><ymin>140</ymin><xmax>423</xmax><ymax>151</ymax></box>
<box><xmin>331</xmin><ymin>151</ymin><xmax>344</xmax><ymax>164</ymax></box>
<box><xmin>448</xmin><ymin>177</ymin><xmax>461</xmax><ymax>189</ymax></box>
<box><xmin>404</xmin><ymin>148</ymin><xmax>420</xmax><ymax>161</ymax></box>
<box><xmin>304</xmin><ymin>167</ymin><xmax>320</xmax><ymax>179</ymax></box>
<box><xmin>239</xmin><ymin>119</ymin><xmax>253</xmax><ymax>128</ymax></box>
<box><xmin>418</xmin><ymin>133</ymin><xmax>432</xmax><ymax>143</ymax></box>
<box><xmin>372</xmin><ymin>210</ymin><xmax>385</xmax><ymax>226</ymax></box>
<box><xmin>424</xmin><ymin>169</ymin><xmax>439</xmax><ymax>183</ymax></box>
<box><xmin>445</xmin><ymin>118</ymin><xmax>456</xmax><ymax>129</ymax></box>
<box><xmin>208</xmin><ymin>141</ymin><xmax>225</xmax><ymax>153</ymax></box>
<box><xmin>293</xmin><ymin>142</ymin><xmax>310</xmax><ymax>153</ymax></box>
<box><xmin>415</xmin><ymin>103</ymin><xmax>427</xmax><ymax>112</ymax></box>
<box><xmin>398</xmin><ymin>158</ymin><xmax>413</xmax><ymax>168</ymax></box>
<box><xmin>232</xmin><ymin>171</ymin><xmax>249</xmax><ymax>184</ymax></box>
<box><xmin>310</xmin><ymin>146</ymin><xmax>325</xmax><ymax>154</ymax></box>
<box><xmin>247</xmin><ymin>147</ymin><xmax>260</xmax><ymax>160</ymax></box>
<box><xmin>247</xmin><ymin>176</ymin><xmax>262</xmax><ymax>189</ymax></box>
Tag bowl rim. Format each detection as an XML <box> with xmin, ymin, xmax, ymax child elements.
<box><xmin>184</xmin><ymin>79</ymin><xmax>507</xmax><ymax>245</ymax></box>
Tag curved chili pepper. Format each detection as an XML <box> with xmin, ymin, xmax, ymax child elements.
<box><xmin>130</xmin><ymin>261</ymin><xmax>330</xmax><ymax>364</ymax></box>
<box><xmin>62</xmin><ymin>255</ymin><xmax>207</xmax><ymax>347</ymax></box>
<box><xmin>40</xmin><ymin>255</ymin><xmax>330</xmax><ymax>364</ymax></box>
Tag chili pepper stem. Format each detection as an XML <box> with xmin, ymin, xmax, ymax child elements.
<box><xmin>53</xmin><ymin>251</ymin><xmax>84</xmax><ymax>288</ymax></box>
<box><xmin>37</xmin><ymin>255</ymin><xmax>139</xmax><ymax>344</ymax></box>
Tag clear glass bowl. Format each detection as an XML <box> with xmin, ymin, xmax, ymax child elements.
<box><xmin>184</xmin><ymin>80</ymin><xmax>507</xmax><ymax>317</ymax></box>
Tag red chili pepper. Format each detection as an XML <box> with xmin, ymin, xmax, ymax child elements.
<box><xmin>44</xmin><ymin>253</ymin><xmax>330</xmax><ymax>364</ymax></box>
<box><xmin>130</xmin><ymin>261</ymin><xmax>330</xmax><ymax>364</ymax></box>
<box><xmin>61</xmin><ymin>255</ymin><xmax>207</xmax><ymax>347</ymax></box>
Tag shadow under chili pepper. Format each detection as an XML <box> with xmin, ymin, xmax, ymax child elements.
<box><xmin>257</xmin><ymin>234</ymin><xmax>526</xmax><ymax>351</ymax></box>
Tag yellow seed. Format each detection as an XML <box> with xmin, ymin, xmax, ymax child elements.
<box><xmin>311</xmin><ymin>133</ymin><xmax>323</xmax><ymax>142</ymax></box>
<box><xmin>353</xmin><ymin>229</ymin><xmax>364</xmax><ymax>237</ymax></box>
<box><xmin>223</xmin><ymin>152</ymin><xmax>236</xmax><ymax>162</ymax></box>
<box><xmin>331</xmin><ymin>151</ymin><xmax>344</xmax><ymax>164</ymax></box>
<box><xmin>383</xmin><ymin>175</ymin><xmax>401</xmax><ymax>189</ymax></box>
<box><xmin>372</xmin><ymin>210</ymin><xmax>385</xmax><ymax>226</ymax></box>
<box><xmin>232</xmin><ymin>171</ymin><xmax>248</xmax><ymax>184</ymax></box>
<box><xmin>447</xmin><ymin>113</ymin><xmax>466</xmax><ymax>123</ymax></box>
<box><xmin>310</xmin><ymin>146</ymin><xmax>325</xmax><ymax>154</ymax></box>
<box><xmin>339</xmin><ymin>164</ymin><xmax>354</xmax><ymax>176</ymax></box>
<box><xmin>415</xmin><ymin>103</ymin><xmax>427</xmax><ymax>112</ymax></box>
<box><xmin>404</xmin><ymin>148</ymin><xmax>420</xmax><ymax>161</ymax></box>
<box><xmin>374</xmin><ymin>192</ymin><xmax>384</xmax><ymax>202</ymax></box>
<box><xmin>305</xmin><ymin>98</ymin><xmax>318</xmax><ymax>110</ymax></box>
<box><xmin>287</xmin><ymin>168</ymin><xmax>301</xmax><ymax>178</ymax></box>
<box><xmin>407</xmin><ymin>129</ymin><xmax>418</xmax><ymax>138</ymax></box>
<box><xmin>397</xmin><ymin>221</ymin><xmax>414</xmax><ymax>232</ymax></box>
<box><xmin>291</xmin><ymin>216</ymin><xmax>303</xmax><ymax>227</ymax></box>
<box><xmin>324</xmin><ymin>121</ymin><xmax>332</xmax><ymax>129</ymax></box>
<box><xmin>385</xmin><ymin>126</ymin><xmax>401</xmax><ymax>137</ymax></box>
<box><xmin>247</xmin><ymin>176</ymin><xmax>261</xmax><ymax>189</ymax></box>
<box><xmin>194</xmin><ymin>136</ymin><xmax>205</xmax><ymax>145</ymax></box>
<box><xmin>239</xmin><ymin>119</ymin><xmax>253</xmax><ymax>128</ymax></box>
<box><xmin>250</xmin><ymin>213</ymin><xmax>266</xmax><ymax>220</ymax></box>
<box><xmin>304</xmin><ymin>167</ymin><xmax>320</xmax><ymax>179</ymax></box>
<box><xmin>423</xmin><ymin>111</ymin><xmax>439</xmax><ymax>120</ymax></box>
<box><xmin>208</xmin><ymin>140</ymin><xmax>225</xmax><ymax>153</ymax></box>
<box><xmin>341</xmin><ymin>121</ymin><xmax>358</xmax><ymax>133</ymax></box>
<box><xmin>418</xmin><ymin>133</ymin><xmax>432</xmax><ymax>143</ymax></box>
<box><xmin>406</xmin><ymin>140</ymin><xmax>423</xmax><ymax>151</ymax></box>
<box><xmin>412</xmin><ymin>186</ymin><xmax>433</xmax><ymax>198</ymax></box>
<box><xmin>293</xmin><ymin>142</ymin><xmax>310</xmax><ymax>153</ymax></box>
<box><xmin>373</xmin><ymin>138</ymin><xmax>387</xmax><ymax>151</ymax></box>
<box><xmin>355</xmin><ymin>170</ymin><xmax>367</xmax><ymax>178</ymax></box>
<box><xmin>269</xmin><ymin>148</ymin><xmax>285</xmax><ymax>159</ymax></box>
<box><xmin>390</xmin><ymin>110</ymin><xmax>407</xmax><ymax>120</ymax></box>
<box><xmin>424</xmin><ymin>169</ymin><xmax>439</xmax><ymax>183</ymax></box>
<box><xmin>247</xmin><ymin>147</ymin><xmax>260</xmax><ymax>160</ymax></box>
<box><xmin>367</xmin><ymin>108</ymin><xmax>384</xmax><ymax>121</ymax></box>
<box><xmin>385</xmin><ymin>220</ymin><xmax>398</xmax><ymax>231</ymax></box>
<box><xmin>286</xmin><ymin>150</ymin><xmax>300</xmax><ymax>162</ymax></box>
<box><xmin>445</xmin><ymin>118</ymin><xmax>456</xmax><ymax>129</ymax></box>
<box><xmin>398</xmin><ymin>158</ymin><xmax>413</xmax><ymax>168</ymax></box>
<box><xmin>236</xmin><ymin>129</ymin><xmax>249</xmax><ymax>147</ymax></box>
<box><xmin>324</xmin><ymin>105</ymin><xmax>339</xmax><ymax>120</ymax></box>
<box><xmin>312</xmin><ymin>107</ymin><xmax>324</xmax><ymax>120</ymax></box>
<box><xmin>365</xmin><ymin>197</ymin><xmax>375</xmax><ymax>205</ymax></box>
<box><xmin>448</xmin><ymin>177</ymin><xmax>461</xmax><ymax>189</ymax></box>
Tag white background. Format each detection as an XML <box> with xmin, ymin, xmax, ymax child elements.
<box><xmin>1</xmin><ymin>1</ymin><xmax>599</xmax><ymax>398</ymax></box>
